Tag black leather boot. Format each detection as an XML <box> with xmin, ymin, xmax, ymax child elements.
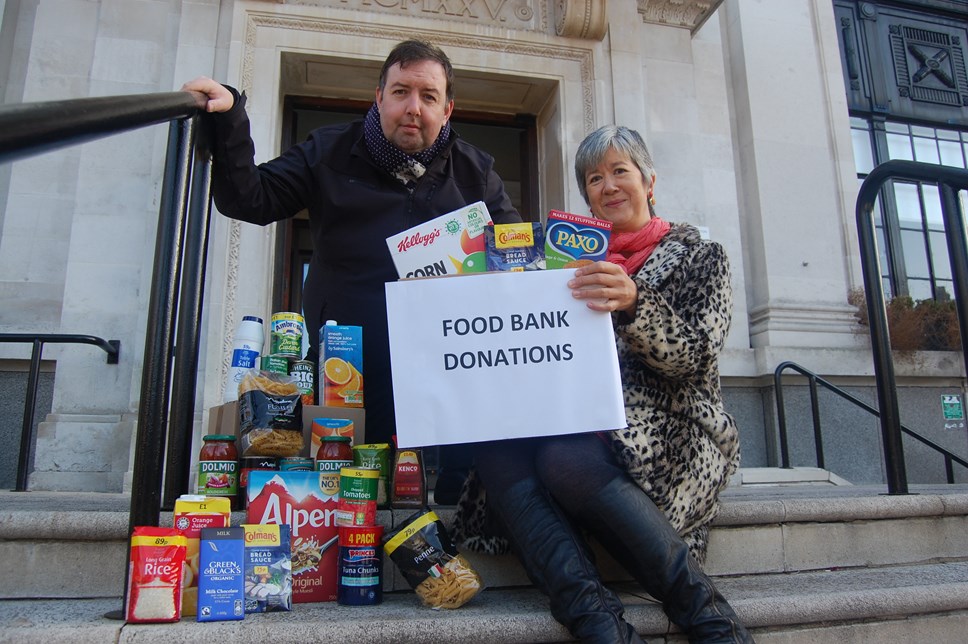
<box><xmin>578</xmin><ymin>477</ymin><xmax>753</xmax><ymax>643</ymax></box>
<box><xmin>487</xmin><ymin>477</ymin><xmax>646</xmax><ymax>644</ymax></box>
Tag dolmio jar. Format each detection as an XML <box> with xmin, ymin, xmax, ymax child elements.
<box><xmin>197</xmin><ymin>434</ymin><xmax>239</xmax><ymax>508</ymax></box>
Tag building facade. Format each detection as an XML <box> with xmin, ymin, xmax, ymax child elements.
<box><xmin>1</xmin><ymin>0</ymin><xmax>966</xmax><ymax>492</ymax></box>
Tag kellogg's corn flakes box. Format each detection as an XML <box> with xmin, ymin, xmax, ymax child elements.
<box><xmin>385</xmin><ymin>201</ymin><xmax>492</xmax><ymax>278</ymax></box>
<box><xmin>544</xmin><ymin>210</ymin><xmax>612</xmax><ymax>269</ymax></box>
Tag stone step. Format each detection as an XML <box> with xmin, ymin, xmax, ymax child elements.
<box><xmin>1</xmin><ymin>561</ymin><xmax>967</xmax><ymax>643</ymax></box>
<box><xmin>3</xmin><ymin>478</ymin><xmax>967</xmax><ymax>600</ymax></box>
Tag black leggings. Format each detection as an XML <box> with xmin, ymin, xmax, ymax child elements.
<box><xmin>474</xmin><ymin>433</ymin><xmax>628</xmax><ymax>518</ymax></box>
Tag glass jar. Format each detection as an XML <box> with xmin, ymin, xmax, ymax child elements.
<box><xmin>197</xmin><ymin>435</ymin><xmax>239</xmax><ymax>507</ymax></box>
<box><xmin>316</xmin><ymin>436</ymin><xmax>353</xmax><ymax>473</ymax></box>
<box><xmin>391</xmin><ymin>447</ymin><xmax>427</xmax><ymax>509</ymax></box>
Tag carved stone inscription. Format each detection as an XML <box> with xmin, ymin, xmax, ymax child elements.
<box><xmin>332</xmin><ymin>0</ymin><xmax>537</xmax><ymax>26</ymax></box>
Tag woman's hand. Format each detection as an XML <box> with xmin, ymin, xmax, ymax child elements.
<box><xmin>567</xmin><ymin>261</ymin><xmax>637</xmax><ymax>315</ymax></box>
<box><xmin>181</xmin><ymin>77</ymin><xmax>235</xmax><ymax>113</ymax></box>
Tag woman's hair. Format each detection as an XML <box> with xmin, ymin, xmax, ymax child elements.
<box><xmin>380</xmin><ymin>39</ymin><xmax>455</xmax><ymax>102</ymax></box>
<box><xmin>574</xmin><ymin>125</ymin><xmax>656</xmax><ymax>207</ymax></box>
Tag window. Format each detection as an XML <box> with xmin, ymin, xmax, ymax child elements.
<box><xmin>851</xmin><ymin>116</ymin><xmax>962</xmax><ymax>301</ymax></box>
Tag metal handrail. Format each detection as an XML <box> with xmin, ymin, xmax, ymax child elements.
<box><xmin>1</xmin><ymin>90</ymin><xmax>212</xmax><ymax>522</ymax></box>
<box><xmin>0</xmin><ymin>334</ymin><xmax>120</xmax><ymax>491</ymax></box>
<box><xmin>855</xmin><ymin>160</ymin><xmax>968</xmax><ymax>494</ymax></box>
<box><xmin>774</xmin><ymin>361</ymin><xmax>968</xmax><ymax>483</ymax></box>
<box><xmin>1</xmin><ymin>90</ymin><xmax>214</xmax><ymax>619</ymax></box>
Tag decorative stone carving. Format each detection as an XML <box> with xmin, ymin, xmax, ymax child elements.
<box><xmin>636</xmin><ymin>0</ymin><xmax>722</xmax><ymax>33</ymax></box>
<box><xmin>555</xmin><ymin>0</ymin><xmax>608</xmax><ymax>40</ymax></box>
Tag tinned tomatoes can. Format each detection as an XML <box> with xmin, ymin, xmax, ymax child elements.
<box><xmin>336</xmin><ymin>466</ymin><xmax>379</xmax><ymax>527</ymax></box>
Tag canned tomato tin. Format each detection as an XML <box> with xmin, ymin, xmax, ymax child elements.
<box><xmin>261</xmin><ymin>354</ymin><xmax>290</xmax><ymax>374</ymax></box>
<box><xmin>337</xmin><ymin>525</ymin><xmax>383</xmax><ymax>606</ymax></box>
<box><xmin>337</xmin><ymin>466</ymin><xmax>379</xmax><ymax>527</ymax></box>
<box><xmin>352</xmin><ymin>444</ymin><xmax>391</xmax><ymax>508</ymax></box>
<box><xmin>271</xmin><ymin>312</ymin><xmax>304</xmax><ymax>358</ymax></box>
<box><xmin>279</xmin><ymin>457</ymin><xmax>314</xmax><ymax>471</ymax></box>
<box><xmin>290</xmin><ymin>359</ymin><xmax>315</xmax><ymax>407</ymax></box>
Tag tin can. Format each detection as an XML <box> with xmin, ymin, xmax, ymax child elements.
<box><xmin>239</xmin><ymin>456</ymin><xmax>277</xmax><ymax>489</ymax></box>
<box><xmin>353</xmin><ymin>444</ymin><xmax>391</xmax><ymax>508</ymax></box>
<box><xmin>261</xmin><ymin>354</ymin><xmax>290</xmax><ymax>374</ymax></box>
<box><xmin>337</xmin><ymin>525</ymin><xmax>383</xmax><ymax>606</ymax></box>
<box><xmin>278</xmin><ymin>457</ymin><xmax>314</xmax><ymax>472</ymax></box>
<box><xmin>337</xmin><ymin>466</ymin><xmax>379</xmax><ymax>526</ymax></box>
<box><xmin>290</xmin><ymin>359</ymin><xmax>315</xmax><ymax>407</ymax></box>
<box><xmin>271</xmin><ymin>312</ymin><xmax>304</xmax><ymax>358</ymax></box>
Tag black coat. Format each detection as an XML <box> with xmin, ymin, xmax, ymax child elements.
<box><xmin>209</xmin><ymin>94</ymin><xmax>521</xmax><ymax>443</ymax></box>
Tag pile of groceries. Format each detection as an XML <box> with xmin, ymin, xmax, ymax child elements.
<box><xmin>125</xmin><ymin>311</ymin><xmax>483</xmax><ymax>624</ymax></box>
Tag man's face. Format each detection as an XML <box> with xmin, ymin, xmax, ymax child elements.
<box><xmin>376</xmin><ymin>59</ymin><xmax>454</xmax><ymax>154</ymax></box>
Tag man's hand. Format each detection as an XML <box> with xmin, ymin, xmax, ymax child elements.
<box><xmin>181</xmin><ymin>77</ymin><xmax>234</xmax><ymax>113</ymax></box>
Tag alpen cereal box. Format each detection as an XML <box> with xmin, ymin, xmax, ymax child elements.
<box><xmin>544</xmin><ymin>210</ymin><xmax>612</xmax><ymax>269</ymax></box>
<box><xmin>385</xmin><ymin>201</ymin><xmax>492</xmax><ymax>278</ymax></box>
<box><xmin>246</xmin><ymin>470</ymin><xmax>339</xmax><ymax>603</ymax></box>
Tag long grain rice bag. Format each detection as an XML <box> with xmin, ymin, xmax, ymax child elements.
<box><xmin>125</xmin><ymin>526</ymin><xmax>187</xmax><ymax>623</ymax></box>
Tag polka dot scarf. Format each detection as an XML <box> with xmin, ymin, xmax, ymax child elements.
<box><xmin>363</xmin><ymin>102</ymin><xmax>452</xmax><ymax>186</ymax></box>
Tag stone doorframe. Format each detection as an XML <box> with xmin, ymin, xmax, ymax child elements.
<box><xmin>204</xmin><ymin>2</ymin><xmax>603</xmax><ymax>407</ymax></box>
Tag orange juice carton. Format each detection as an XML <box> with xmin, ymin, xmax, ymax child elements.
<box><xmin>385</xmin><ymin>201</ymin><xmax>492</xmax><ymax>278</ymax></box>
<box><xmin>484</xmin><ymin>222</ymin><xmax>545</xmax><ymax>271</ymax></box>
<box><xmin>172</xmin><ymin>495</ymin><xmax>232</xmax><ymax>616</ymax></box>
<box><xmin>544</xmin><ymin>210</ymin><xmax>612</xmax><ymax>269</ymax></box>
<box><xmin>319</xmin><ymin>323</ymin><xmax>363</xmax><ymax>408</ymax></box>
<box><xmin>310</xmin><ymin>417</ymin><xmax>355</xmax><ymax>455</ymax></box>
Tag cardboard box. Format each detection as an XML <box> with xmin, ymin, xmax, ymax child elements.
<box><xmin>197</xmin><ymin>526</ymin><xmax>246</xmax><ymax>621</ymax></box>
<box><xmin>207</xmin><ymin>402</ymin><xmax>365</xmax><ymax>458</ymax></box>
<box><xmin>246</xmin><ymin>471</ymin><xmax>339</xmax><ymax>603</ymax></box>
<box><xmin>319</xmin><ymin>324</ymin><xmax>364</xmax><ymax>408</ymax></box>
<box><xmin>544</xmin><ymin>210</ymin><xmax>612</xmax><ymax>269</ymax></box>
<box><xmin>385</xmin><ymin>201</ymin><xmax>492</xmax><ymax>278</ymax></box>
<box><xmin>172</xmin><ymin>496</ymin><xmax>231</xmax><ymax>616</ymax></box>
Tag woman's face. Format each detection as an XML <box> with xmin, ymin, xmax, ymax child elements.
<box><xmin>584</xmin><ymin>147</ymin><xmax>653</xmax><ymax>233</ymax></box>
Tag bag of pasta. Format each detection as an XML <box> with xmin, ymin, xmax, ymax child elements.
<box><xmin>384</xmin><ymin>509</ymin><xmax>483</xmax><ymax>609</ymax></box>
<box><xmin>238</xmin><ymin>370</ymin><xmax>304</xmax><ymax>457</ymax></box>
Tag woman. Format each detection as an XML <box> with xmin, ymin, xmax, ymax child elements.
<box><xmin>452</xmin><ymin>126</ymin><xmax>752</xmax><ymax>643</ymax></box>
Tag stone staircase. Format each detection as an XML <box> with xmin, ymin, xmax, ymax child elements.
<box><xmin>2</xmin><ymin>468</ymin><xmax>967</xmax><ymax>643</ymax></box>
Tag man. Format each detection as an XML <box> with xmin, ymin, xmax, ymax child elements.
<box><xmin>184</xmin><ymin>40</ymin><xmax>521</xmax><ymax>445</ymax></box>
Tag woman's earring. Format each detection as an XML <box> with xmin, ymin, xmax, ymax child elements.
<box><xmin>649</xmin><ymin>194</ymin><xmax>656</xmax><ymax>206</ymax></box>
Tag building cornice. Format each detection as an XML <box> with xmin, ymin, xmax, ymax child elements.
<box><xmin>637</xmin><ymin>0</ymin><xmax>724</xmax><ymax>34</ymax></box>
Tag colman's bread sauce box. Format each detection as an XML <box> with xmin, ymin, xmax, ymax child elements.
<box><xmin>319</xmin><ymin>323</ymin><xmax>363</xmax><ymax>408</ymax></box>
<box><xmin>246</xmin><ymin>470</ymin><xmax>339</xmax><ymax>603</ymax></box>
<box><xmin>385</xmin><ymin>201</ymin><xmax>492</xmax><ymax>278</ymax></box>
<box><xmin>544</xmin><ymin>210</ymin><xmax>612</xmax><ymax>269</ymax></box>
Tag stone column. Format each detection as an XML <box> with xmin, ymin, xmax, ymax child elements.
<box><xmin>720</xmin><ymin>0</ymin><xmax>863</xmax><ymax>351</ymax></box>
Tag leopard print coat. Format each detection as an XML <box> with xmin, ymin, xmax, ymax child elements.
<box><xmin>451</xmin><ymin>223</ymin><xmax>740</xmax><ymax>566</ymax></box>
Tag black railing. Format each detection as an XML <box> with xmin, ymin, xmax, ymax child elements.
<box><xmin>0</xmin><ymin>89</ymin><xmax>211</xmax><ymax>529</ymax></box>
<box><xmin>0</xmin><ymin>334</ymin><xmax>120</xmax><ymax>491</ymax></box>
<box><xmin>774</xmin><ymin>361</ymin><xmax>968</xmax><ymax>483</ymax></box>
<box><xmin>851</xmin><ymin>159</ymin><xmax>968</xmax><ymax>493</ymax></box>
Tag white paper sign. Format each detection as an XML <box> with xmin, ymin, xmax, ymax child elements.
<box><xmin>385</xmin><ymin>270</ymin><xmax>627</xmax><ymax>447</ymax></box>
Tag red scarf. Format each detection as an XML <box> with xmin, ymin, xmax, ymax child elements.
<box><xmin>606</xmin><ymin>217</ymin><xmax>672</xmax><ymax>275</ymax></box>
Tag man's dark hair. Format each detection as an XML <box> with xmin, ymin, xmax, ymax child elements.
<box><xmin>379</xmin><ymin>39</ymin><xmax>455</xmax><ymax>102</ymax></box>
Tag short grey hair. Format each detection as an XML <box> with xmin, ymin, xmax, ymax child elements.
<box><xmin>574</xmin><ymin>125</ymin><xmax>656</xmax><ymax>206</ymax></box>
